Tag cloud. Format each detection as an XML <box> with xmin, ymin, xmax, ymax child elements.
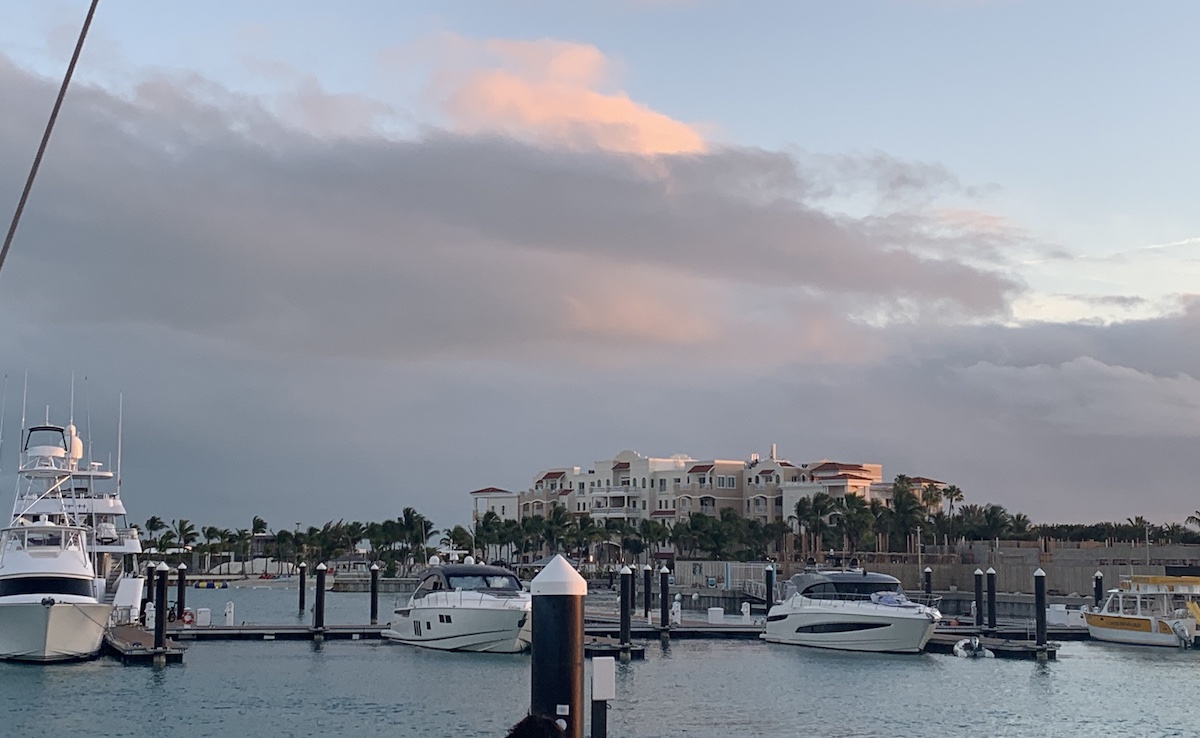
<box><xmin>0</xmin><ymin>54</ymin><xmax>1019</xmax><ymax>372</ymax></box>
<box><xmin>15</xmin><ymin>47</ymin><xmax>1195</xmax><ymax>528</ymax></box>
<box><xmin>415</xmin><ymin>35</ymin><xmax>707</xmax><ymax>155</ymax></box>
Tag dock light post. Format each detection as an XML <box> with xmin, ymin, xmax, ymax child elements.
<box><xmin>153</xmin><ymin>561</ymin><xmax>169</xmax><ymax>657</ymax></box>
<box><xmin>1093</xmin><ymin>571</ymin><xmax>1104</xmax><ymax>609</ymax></box>
<box><xmin>1034</xmin><ymin>568</ymin><xmax>1048</xmax><ymax>661</ymax></box>
<box><xmin>313</xmin><ymin>563</ymin><xmax>327</xmax><ymax>639</ymax></box>
<box><xmin>642</xmin><ymin>564</ymin><xmax>652</xmax><ymax>621</ymax></box>
<box><xmin>659</xmin><ymin>566</ymin><xmax>670</xmax><ymax>643</ymax></box>
<box><xmin>974</xmin><ymin>569</ymin><xmax>984</xmax><ymax>628</ymax></box>
<box><xmin>370</xmin><ymin>563</ymin><xmax>380</xmax><ymax>625</ymax></box>
<box><xmin>923</xmin><ymin>566</ymin><xmax>932</xmax><ymax>596</ymax></box>
<box><xmin>986</xmin><ymin>567</ymin><xmax>997</xmax><ymax>631</ymax></box>
<box><xmin>618</xmin><ymin>566</ymin><xmax>632</xmax><ymax>662</ymax></box>
<box><xmin>297</xmin><ymin>562</ymin><xmax>307</xmax><ymax>618</ymax></box>
<box><xmin>764</xmin><ymin>565</ymin><xmax>776</xmax><ymax>609</ymax></box>
<box><xmin>530</xmin><ymin>554</ymin><xmax>587</xmax><ymax>738</ymax></box>
<box><xmin>176</xmin><ymin>563</ymin><xmax>187</xmax><ymax>620</ymax></box>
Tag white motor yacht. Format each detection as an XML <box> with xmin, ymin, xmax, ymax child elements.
<box><xmin>0</xmin><ymin>419</ymin><xmax>141</xmax><ymax>661</ymax></box>
<box><xmin>382</xmin><ymin>557</ymin><xmax>531</xmax><ymax>653</ymax></box>
<box><xmin>761</xmin><ymin>569</ymin><xmax>941</xmax><ymax>654</ymax></box>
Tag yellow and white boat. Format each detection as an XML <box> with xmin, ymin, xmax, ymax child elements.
<box><xmin>1084</xmin><ymin>575</ymin><xmax>1200</xmax><ymax>648</ymax></box>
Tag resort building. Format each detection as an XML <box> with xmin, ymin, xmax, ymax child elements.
<box><xmin>502</xmin><ymin>447</ymin><xmax>910</xmax><ymax>527</ymax></box>
<box><xmin>470</xmin><ymin>487</ymin><xmax>520</xmax><ymax>524</ymax></box>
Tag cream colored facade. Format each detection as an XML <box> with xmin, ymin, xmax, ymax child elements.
<box><xmin>506</xmin><ymin>449</ymin><xmax>919</xmax><ymax>528</ymax></box>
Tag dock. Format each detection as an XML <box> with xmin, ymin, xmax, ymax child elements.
<box><xmin>166</xmin><ymin>623</ymin><xmax>386</xmax><ymax>641</ymax></box>
<box><xmin>103</xmin><ymin>624</ymin><xmax>185</xmax><ymax>664</ymax></box>
<box><xmin>925</xmin><ymin>631</ymin><xmax>1058</xmax><ymax>660</ymax></box>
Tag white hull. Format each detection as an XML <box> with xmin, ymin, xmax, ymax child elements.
<box><xmin>761</xmin><ymin>602</ymin><xmax>937</xmax><ymax>653</ymax></box>
<box><xmin>383</xmin><ymin>605</ymin><xmax>531</xmax><ymax>653</ymax></box>
<box><xmin>0</xmin><ymin>601</ymin><xmax>112</xmax><ymax>661</ymax></box>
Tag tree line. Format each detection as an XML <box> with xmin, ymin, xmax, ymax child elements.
<box><xmin>141</xmin><ymin>476</ymin><xmax>1200</xmax><ymax>571</ymax></box>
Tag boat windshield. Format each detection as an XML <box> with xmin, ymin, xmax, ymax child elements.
<box><xmin>802</xmin><ymin>580</ymin><xmax>905</xmax><ymax>600</ymax></box>
<box><xmin>447</xmin><ymin>574</ymin><xmax>521</xmax><ymax>591</ymax></box>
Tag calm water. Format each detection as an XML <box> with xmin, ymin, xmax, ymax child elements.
<box><xmin>2</xmin><ymin>587</ymin><xmax>1198</xmax><ymax>737</ymax></box>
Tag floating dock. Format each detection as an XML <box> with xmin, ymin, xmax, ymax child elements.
<box><xmin>103</xmin><ymin>625</ymin><xmax>185</xmax><ymax>665</ymax></box>
<box><xmin>925</xmin><ymin>632</ymin><xmax>1058</xmax><ymax>660</ymax></box>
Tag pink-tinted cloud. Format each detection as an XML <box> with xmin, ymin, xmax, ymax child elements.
<box><xmin>428</xmin><ymin>36</ymin><xmax>706</xmax><ymax>155</ymax></box>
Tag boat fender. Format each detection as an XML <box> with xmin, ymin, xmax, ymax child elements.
<box><xmin>41</xmin><ymin>597</ymin><xmax>56</xmax><ymax>607</ymax></box>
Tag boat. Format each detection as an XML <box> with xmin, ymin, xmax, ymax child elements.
<box><xmin>0</xmin><ymin>416</ymin><xmax>143</xmax><ymax>661</ymax></box>
<box><xmin>381</xmin><ymin>556</ymin><xmax>531</xmax><ymax>653</ymax></box>
<box><xmin>760</xmin><ymin>569</ymin><xmax>941</xmax><ymax>653</ymax></box>
<box><xmin>1083</xmin><ymin>575</ymin><xmax>1200</xmax><ymax>648</ymax></box>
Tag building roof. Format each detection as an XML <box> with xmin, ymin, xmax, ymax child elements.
<box><xmin>650</xmin><ymin>510</ymin><xmax>675</xmax><ymax>517</ymax></box>
<box><xmin>826</xmin><ymin>473</ymin><xmax>875</xmax><ymax>481</ymax></box>
<box><xmin>612</xmin><ymin>461</ymin><xmax>630</xmax><ymax>471</ymax></box>
<box><xmin>909</xmin><ymin>476</ymin><xmax>946</xmax><ymax>486</ymax></box>
<box><xmin>687</xmin><ymin>464</ymin><xmax>714</xmax><ymax>473</ymax></box>
<box><xmin>469</xmin><ymin>487</ymin><xmax>513</xmax><ymax>495</ymax></box>
<box><xmin>540</xmin><ymin>471</ymin><xmax>566</xmax><ymax>480</ymax></box>
<box><xmin>811</xmin><ymin>461</ymin><xmax>866</xmax><ymax>473</ymax></box>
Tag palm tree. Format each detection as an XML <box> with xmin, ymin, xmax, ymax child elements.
<box><xmin>1186</xmin><ymin>511</ymin><xmax>1200</xmax><ymax>531</ymax></box>
<box><xmin>868</xmin><ymin>499</ymin><xmax>891</xmax><ymax>552</ymax></box>
<box><xmin>942</xmin><ymin>485</ymin><xmax>964</xmax><ymax>517</ymax></box>
<box><xmin>888</xmin><ymin>487</ymin><xmax>925</xmax><ymax>553</ymax></box>
<box><xmin>920</xmin><ymin>483</ymin><xmax>942</xmax><ymax>512</ymax></box>
<box><xmin>143</xmin><ymin>516</ymin><xmax>167</xmax><ymax>552</ymax></box>
<box><xmin>832</xmin><ymin>494</ymin><xmax>872</xmax><ymax>553</ymax></box>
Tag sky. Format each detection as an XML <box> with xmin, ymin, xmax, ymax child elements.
<box><xmin>0</xmin><ymin>1</ymin><xmax>1198</xmax><ymax>532</ymax></box>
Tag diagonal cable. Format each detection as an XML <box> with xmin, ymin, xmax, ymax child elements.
<box><xmin>0</xmin><ymin>0</ymin><xmax>101</xmax><ymax>280</ymax></box>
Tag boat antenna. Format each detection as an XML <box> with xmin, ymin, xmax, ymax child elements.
<box><xmin>0</xmin><ymin>0</ymin><xmax>101</xmax><ymax>282</ymax></box>
<box><xmin>15</xmin><ymin>372</ymin><xmax>27</xmax><ymax>498</ymax></box>
<box><xmin>70</xmin><ymin>371</ymin><xmax>75</xmax><ymax>426</ymax></box>
<box><xmin>0</xmin><ymin>374</ymin><xmax>7</xmax><ymax>471</ymax></box>
<box><xmin>84</xmin><ymin>375</ymin><xmax>93</xmax><ymax>466</ymax></box>
<box><xmin>115</xmin><ymin>392</ymin><xmax>122</xmax><ymax>496</ymax></box>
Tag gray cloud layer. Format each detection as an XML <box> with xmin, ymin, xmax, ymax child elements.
<box><xmin>1</xmin><ymin>56</ymin><xmax>1195</xmax><ymax>528</ymax></box>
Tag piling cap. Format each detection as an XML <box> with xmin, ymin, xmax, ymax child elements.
<box><xmin>177</xmin><ymin>562</ymin><xmax>187</xmax><ymax>570</ymax></box>
<box><xmin>643</xmin><ymin>564</ymin><xmax>652</xmax><ymax>571</ymax></box>
<box><xmin>1094</xmin><ymin>571</ymin><xmax>1103</xmax><ymax>578</ymax></box>
<box><xmin>299</xmin><ymin>562</ymin><xmax>307</xmax><ymax>569</ymax></box>
<box><xmin>316</xmin><ymin>563</ymin><xmax>327</xmax><ymax>571</ymax></box>
<box><xmin>974</xmin><ymin>568</ymin><xmax>983</xmax><ymax>575</ymax></box>
<box><xmin>619</xmin><ymin>565</ymin><xmax>632</xmax><ymax>575</ymax></box>
<box><xmin>155</xmin><ymin>561</ymin><xmax>169</xmax><ymax>572</ymax></box>
<box><xmin>370</xmin><ymin>563</ymin><xmax>379</xmax><ymax>571</ymax></box>
<box><xmin>986</xmin><ymin>567</ymin><xmax>996</xmax><ymax>575</ymax></box>
<box><xmin>530</xmin><ymin>554</ymin><xmax>587</xmax><ymax>596</ymax></box>
<box><xmin>924</xmin><ymin>567</ymin><xmax>932</xmax><ymax>573</ymax></box>
<box><xmin>1034</xmin><ymin>568</ymin><xmax>1046</xmax><ymax>577</ymax></box>
<box><xmin>659</xmin><ymin>566</ymin><xmax>670</xmax><ymax>574</ymax></box>
<box><xmin>765</xmin><ymin>564</ymin><xmax>774</xmax><ymax>572</ymax></box>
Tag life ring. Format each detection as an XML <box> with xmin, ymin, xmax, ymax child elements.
<box><xmin>181</xmin><ymin>609</ymin><xmax>195</xmax><ymax>625</ymax></box>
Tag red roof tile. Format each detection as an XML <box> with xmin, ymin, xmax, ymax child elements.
<box><xmin>687</xmin><ymin>464</ymin><xmax>714</xmax><ymax>473</ymax></box>
<box><xmin>612</xmin><ymin>461</ymin><xmax>630</xmax><ymax>471</ymax></box>
<box><xmin>909</xmin><ymin>476</ymin><xmax>945</xmax><ymax>485</ymax></box>
<box><xmin>539</xmin><ymin>471</ymin><xmax>566</xmax><ymax>480</ymax></box>
<box><xmin>811</xmin><ymin>461</ymin><xmax>865</xmax><ymax>473</ymax></box>
<box><xmin>469</xmin><ymin>487</ymin><xmax>512</xmax><ymax>495</ymax></box>
<box><xmin>827</xmin><ymin>473</ymin><xmax>874</xmax><ymax>481</ymax></box>
<box><xmin>650</xmin><ymin>510</ymin><xmax>676</xmax><ymax>516</ymax></box>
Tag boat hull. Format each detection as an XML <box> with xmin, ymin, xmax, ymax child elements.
<box><xmin>0</xmin><ymin>601</ymin><xmax>112</xmax><ymax>662</ymax></box>
<box><xmin>761</xmin><ymin>605</ymin><xmax>937</xmax><ymax>653</ymax></box>
<box><xmin>1083</xmin><ymin>612</ymin><xmax>1195</xmax><ymax>647</ymax></box>
<box><xmin>382</xmin><ymin>605</ymin><xmax>531</xmax><ymax>653</ymax></box>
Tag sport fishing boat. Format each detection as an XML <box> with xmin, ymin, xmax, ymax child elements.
<box><xmin>381</xmin><ymin>557</ymin><xmax>531</xmax><ymax>653</ymax></box>
<box><xmin>0</xmin><ymin>416</ymin><xmax>142</xmax><ymax>661</ymax></box>
<box><xmin>761</xmin><ymin>569</ymin><xmax>941</xmax><ymax>653</ymax></box>
<box><xmin>1083</xmin><ymin>575</ymin><xmax>1200</xmax><ymax>648</ymax></box>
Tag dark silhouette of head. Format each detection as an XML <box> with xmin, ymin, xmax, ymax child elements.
<box><xmin>505</xmin><ymin>713</ymin><xmax>566</xmax><ymax>738</ymax></box>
